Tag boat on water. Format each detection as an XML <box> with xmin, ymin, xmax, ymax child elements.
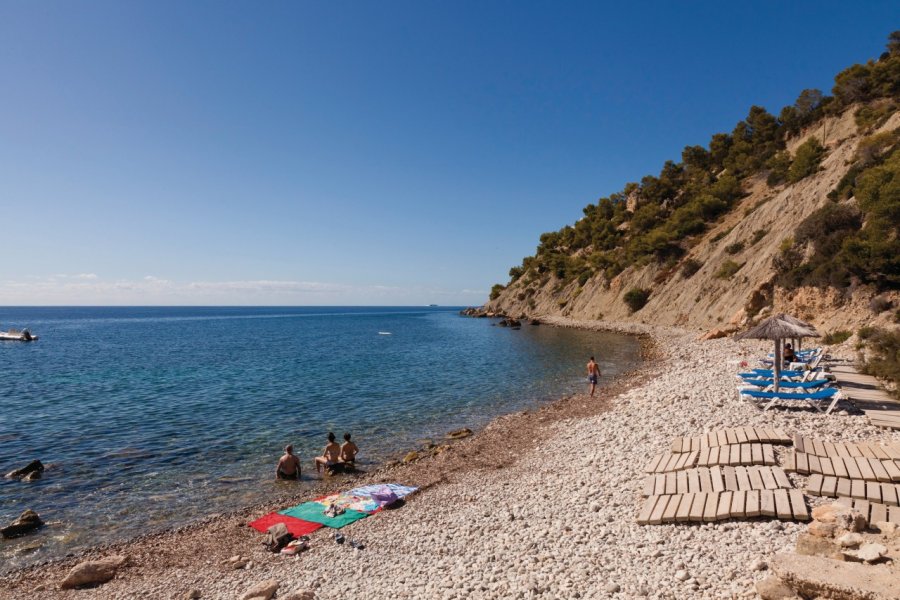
<box><xmin>0</xmin><ymin>328</ymin><xmax>38</xmax><ymax>342</ymax></box>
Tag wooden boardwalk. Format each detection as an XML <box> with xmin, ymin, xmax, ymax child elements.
<box><xmin>637</xmin><ymin>489</ymin><xmax>809</xmax><ymax>524</ymax></box>
<box><xmin>830</xmin><ymin>364</ymin><xmax>900</xmax><ymax>430</ymax></box>
<box><xmin>835</xmin><ymin>496</ymin><xmax>900</xmax><ymax>526</ymax></box>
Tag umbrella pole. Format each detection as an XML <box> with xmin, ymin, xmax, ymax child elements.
<box><xmin>774</xmin><ymin>339</ymin><xmax>782</xmax><ymax>393</ymax></box>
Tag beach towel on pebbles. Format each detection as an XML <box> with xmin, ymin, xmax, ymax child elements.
<box><xmin>278</xmin><ymin>502</ymin><xmax>369</xmax><ymax>528</ymax></box>
<box><xmin>248</xmin><ymin>512</ymin><xmax>323</xmax><ymax>536</ymax></box>
<box><xmin>314</xmin><ymin>493</ymin><xmax>381</xmax><ymax>514</ymax></box>
<box><xmin>348</xmin><ymin>483</ymin><xmax>418</xmax><ymax>500</ymax></box>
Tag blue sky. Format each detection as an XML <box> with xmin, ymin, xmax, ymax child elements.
<box><xmin>0</xmin><ymin>1</ymin><xmax>895</xmax><ymax>305</ymax></box>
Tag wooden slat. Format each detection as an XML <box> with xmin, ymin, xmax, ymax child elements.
<box><xmin>665</xmin><ymin>473</ymin><xmax>677</xmax><ymax>495</ymax></box>
<box><xmin>784</xmin><ymin>451</ymin><xmax>796</xmax><ymax>472</ymax></box>
<box><xmin>820</xmin><ymin>457</ymin><xmax>835</xmax><ymax>477</ymax></box>
<box><xmin>746</xmin><ymin>490</ymin><xmax>761</xmax><ymax>517</ymax></box>
<box><xmin>710</xmin><ymin>466</ymin><xmax>725</xmax><ymax>493</ymax></box>
<box><xmin>750</xmin><ymin>467</ymin><xmax>767</xmax><ymax>490</ymax></box>
<box><xmin>845</xmin><ymin>457</ymin><xmax>863</xmax><ymax>480</ymax></box>
<box><xmin>789</xmin><ymin>489</ymin><xmax>809</xmax><ymax>521</ymax></box>
<box><xmin>676</xmin><ymin>469</ymin><xmax>688</xmax><ymax>494</ymax></box>
<box><xmin>649</xmin><ymin>495</ymin><xmax>670</xmax><ymax>525</ymax></box>
<box><xmin>797</xmin><ymin>452</ymin><xmax>810</xmax><ymax>474</ymax></box>
<box><xmin>823</xmin><ymin>442</ymin><xmax>838</xmax><ymax>458</ymax></box>
<box><xmin>846</xmin><ymin>443</ymin><xmax>863</xmax><ymax>458</ymax></box>
<box><xmin>773</xmin><ymin>467</ymin><xmax>791</xmax><ymax>489</ymax></box>
<box><xmin>676</xmin><ymin>493</ymin><xmax>694</xmax><ymax>522</ymax></box>
<box><xmin>637</xmin><ymin>496</ymin><xmax>658</xmax><ymax>524</ymax></box>
<box><xmin>716</xmin><ymin>430</ymin><xmax>728</xmax><ymax>447</ymax></box>
<box><xmin>812</xmin><ymin>439</ymin><xmax>827</xmax><ymax>458</ymax></box>
<box><xmin>716</xmin><ymin>491</ymin><xmax>733</xmax><ymax>520</ymax></box>
<box><xmin>821</xmin><ymin>476</ymin><xmax>838</xmax><ymax>497</ymax></box>
<box><xmin>832</xmin><ymin>457</ymin><xmax>849</xmax><ymax>479</ymax></box>
<box><xmin>723</xmin><ymin>466</ymin><xmax>737</xmax><ymax>492</ymax></box>
<box><xmin>882</xmin><ymin>483</ymin><xmax>899</xmax><ymax>507</ymax></box>
<box><xmin>762</xmin><ymin>467</ymin><xmax>780</xmax><ymax>490</ymax></box>
<box><xmin>747</xmin><ymin>428</ymin><xmax>760</xmax><ymax>443</ymax></box>
<box><xmin>792</xmin><ymin>433</ymin><xmax>803</xmax><ymax>452</ymax></box>
<box><xmin>735</xmin><ymin>428</ymin><xmax>748</xmax><ymax>444</ymax></box>
<box><xmin>697</xmin><ymin>446</ymin><xmax>711</xmax><ymax>467</ymax></box>
<box><xmin>740</xmin><ymin>444</ymin><xmax>752</xmax><ymax>465</ymax></box>
<box><xmin>807</xmin><ymin>473</ymin><xmax>824</xmax><ymax>495</ymax></box>
<box><xmin>836</xmin><ymin>477</ymin><xmax>851</xmax><ymax>498</ymax></box>
<box><xmin>643</xmin><ymin>476</ymin><xmax>656</xmax><ymax>497</ymax></box>
<box><xmin>855</xmin><ymin>500</ymin><xmax>870</xmax><ymax>522</ymax></box>
<box><xmin>870</xmin><ymin>459</ymin><xmax>891</xmax><ymax>483</ymax></box>
<box><xmin>760</xmin><ymin>490</ymin><xmax>776</xmax><ymax>517</ymax></box>
<box><xmin>699</xmin><ymin>468</ymin><xmax>712</xmax><ymax>493</ymax></box>
<box><xmin>726</xmin><ymin>429</ymin><xmax>738</xmax><ymax>445</ymax></box>
<box><xmin>689</xmin><ymin>492</ymin><xmax>707</xmax><ymax>521</ymax></box>
<box><xmin>703</xmin><ymin>492</ymin><xmax>719</xmax><ymax>522</ymax></box>
<box><xmin>763</xmin><ymin>444</ymin><xmax>775</xmax><ymax>466</ymax></box>
<box><xmin>835</xmin><ymin>443</ymin><xmax>852</xmax><ymax>459</ymax></box>
<box><xmin>870</xmin><ymin>445</ymin><xmax>891</xmax><ymax>460</ymax></box>
<box><xmin>671</xmin><ymin>437</ymin><xmax>684</xmax><ymax>454</ymax></box>
<box><xmin>687</xmin><ymin>469</ymin><xmax>700</xmax><ymax>493</ymax></box>
<box><xmin>774</xmin><ymin>489</ymin><xmax>792</xmax><ymax>520</ymax></box>
<box><xmin>870</xmin><ymin>502</ymin><xmax>888</xmax><ymax>526</ymax></box>
<box><xmin>858</xmin><ymin>444</ymin><xmax>876</xmax><ymax>459</ymax></box>
<box><xmin>736</xmin><ymin>466</ymin><xmax>752</xmax><ymax>491</ymax></box>
<box><xmin>773</xmin><ymin>428</ymin><xmax>790</xmax><ymax>444</ymax></box>
<box><xmin>866</xmin><ymin>481</ymin><xmax>882</xmax><ymax>503</ymax></box>
<box><xmin>883</xmin><ymin>459</ymin><xmax>900</xmax><ymax>482</ymax></box>
<box><xmin>730</xmin><ymin>445</ymin><xmax>741</xmax><ymax>466</ymax></box>
<box><xmin>646</xmin><ymin>453</ymin><xmax>664</xmax><ymax>473</ymax></box>
<box><xmin>809</xmin><ymin>454</ymin><xmax>822</xmax><ymax>475</ymax></box>
<box><xmin>663</xmin><ymin>494</ymin><xmax>681</xmax><ymax>522</ymax></box>
<box><xmin>851</xmin><ymin>479</ymin><xmax>867</xmax><ymax>500</ymax></box>
<box><xmin>889</xmin><ymin>506</ymin><xmax>900</xmax><ymax>525</ymax></box>
<box><xmin>730</xmin><ymin>489</ymin><xmax>746</xmax><ymax>518</ymax></box>
<box><xmin>654</xmin><ymin>474</ymin><xmax>665</xmax><ymax>495</ymax></box>
<box><xmin>856</xmin><ymin>457</ymin><xmax>876</xmax><ymax>481</ymax></box>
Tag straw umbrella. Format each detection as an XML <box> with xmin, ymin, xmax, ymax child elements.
<box><xmin>735</xmin><ymin>313</ymin><xmax>819</xmax><ymax>391</ymax></box>
<box><xmin>778</xmin><ymin>314</ymin><xmax>819</xmax><ymax>352</ymax></box>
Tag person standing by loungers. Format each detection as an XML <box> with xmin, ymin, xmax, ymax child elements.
<box><xmin>314</xmin><ymin>432</ymin><xmax>341</xmax><ymax>474</ymax></box>
<box><xmin>275</xmin><ymin>444</ymin><xmax>301</xmax><ymax>480</ymax></box>
<box><xmin>586</xmin><ymin>356</ymin><xmax>601</xmax><ymax>397</ymax></box>
<box><xmin>339</xmin><ymin>432</ymin><xmax>358</xmax><ymax>465</ymax></box>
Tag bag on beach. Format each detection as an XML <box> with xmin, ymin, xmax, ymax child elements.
<box><xmin>263</xmin><ymin>522</ymin><xmax>293</xmax><ymax>553</ymax></box>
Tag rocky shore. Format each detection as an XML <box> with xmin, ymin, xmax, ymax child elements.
<box><xmin>2</xmin><ymin>318</ymin><xmax>897</xmax><ymax>599</ymax></box>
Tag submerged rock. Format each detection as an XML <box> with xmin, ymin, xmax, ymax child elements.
<box><xmin>447</xmin><ymin>428</ymin><xmax>473</xmax><ymax>440</ymax></box>
<box><xmin>5</xmin><ymin>460</ymin><xmax>44</xmax><ymax>480</ymax></box>
<box><xmin>1</xmin><ymin>509</ymin><xmax>44</xmax><ymax>539</ymax></box>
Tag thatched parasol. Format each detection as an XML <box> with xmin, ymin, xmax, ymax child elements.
<box><xmin>736</xmin><ymin>313</ymin><xmax>820</xmax><ymax>391</ymax></box>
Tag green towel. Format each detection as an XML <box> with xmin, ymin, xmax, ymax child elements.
<box><xmin>278</xmin><ymin>502</ymin><xmax>369</xmax><ymax>528</ymax></box>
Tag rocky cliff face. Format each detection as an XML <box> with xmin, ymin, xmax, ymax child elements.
<box><xmin>486</xmin><ymin>108</ymin><xmax>900</xmax><ymax>334</ymax></box>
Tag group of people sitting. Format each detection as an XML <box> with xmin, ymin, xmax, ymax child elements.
<box><xmin>275</xmin><ymin>432</ymin><xmax>358</xmax><ymax>480</ymax></box>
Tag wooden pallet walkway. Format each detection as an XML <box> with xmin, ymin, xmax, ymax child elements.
<box><xmin>637</xmin><ymin>489</ymin><xmax>809</xmax><ymax>525</ymax></box>
<box><xmin>792</xmin><ymin>435</ymin><xmax>900</xmax><ymax>460</ymax></box>
<box><xmin>835</xmin><ymin>496</ymin><xmax>900</xmax><ymax>525</ymax></box>
<box><xmin>645</xmin><ymin>451</ymin><xmax>699</xmax><ymax>473</ymax></box>
<box><xmin>670</xmin><ymin>427</ymin><xmax>791</xmax><ymax>453</ymax></box>
<box><xmin>642</xmin><ymin>466</ymin><xmax>792</xmax><ymax>496</ymax></box>
<box><xmin>830</xmin><ymin>364</ymin><xmax>900</xmax><ymax>430</ymax></box>
<box><xmin>805</xmin><ymin>474</ymin><xmax>900</xmax><ymax>505</ymax></box>
<box><xmin>696</xmin><ymin>443</ymin><xmax>776</xmax><ymax>467</ymax></box>
<box><xmin>784</xmin><ymin>451</ymin><xmax>900</xmax><ymax>482</ymax></box>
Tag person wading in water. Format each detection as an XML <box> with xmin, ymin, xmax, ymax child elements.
<box><xmin>586</xmin><ymin>356</ymin><xmax>601</xmax><ymax>397</ymax></box>
<box><xmin>275</xmin><ymin>444</ymin><xmax>301</xmax><ymax>480</ymax></box>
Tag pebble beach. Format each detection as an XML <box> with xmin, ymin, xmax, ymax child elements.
<box><xmin>3</xmin><ymin>318</ymin><xmax>897</xmax><ymax>599</ymax></box>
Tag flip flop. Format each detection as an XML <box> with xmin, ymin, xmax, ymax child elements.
<box><xmin>333</xmin><ymin>533</ymin><xmax>345</xmax><ymax>544</ymax></box>
<box><xmin>349</xmin><ymin>540</ymin><xmax>365</xmax><ymax>550</ymax></box>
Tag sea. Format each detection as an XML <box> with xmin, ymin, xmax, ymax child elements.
<box><xmin>0</xmin><ymin>306</ymin><xmax>641</xmax><ymax>571</ymax></box>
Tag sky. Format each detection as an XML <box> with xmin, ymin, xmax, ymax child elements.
<box><xmin>0</xmin><ymin>1</ymin><xmax>896</xmax><ymax>305</ymax></box>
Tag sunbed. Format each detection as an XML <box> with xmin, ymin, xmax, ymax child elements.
<box><xmin>739</xmin><ymin>387</ymin><xmax>842</xmax><ymax>414</ymax></box>
<box><xmin>738</xmin><ymin>378</ymin><xmax>832</xmax><ymax>391</ymax></box>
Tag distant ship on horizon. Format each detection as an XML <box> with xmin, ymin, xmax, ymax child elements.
<box><xmin>428</xmin><ymin>304</ymin><xmax>438</xmax><ymax>307</ymax></box>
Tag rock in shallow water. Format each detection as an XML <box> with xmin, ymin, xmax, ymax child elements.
<box><xmin>1</xmin><ymin>509</ymin><xmax>44</xmax><ymax>539</ymax></box>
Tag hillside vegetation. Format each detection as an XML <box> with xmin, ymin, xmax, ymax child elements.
<box><xmin>487</xmin><ymin>33</ymin><xmax>900</xmax><ymax>334</ymax></box>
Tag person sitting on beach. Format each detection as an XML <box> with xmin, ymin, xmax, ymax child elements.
<box><xmin>314</xmin><ymin>432</ymin><xmax>341</xmax><ymax>474</ymax></box>
<box><xmin>339</xmin><ymin>432</ymin><xmax>358</xmax><ymax>465</ymax></box>
<box><xmin>783</xmin><ymin>344</ymin><xmax>797</xmax><ymax>364</ymax></box>
<box><xmin>275</xmin><ymin>444</ymin><xmax>301</xmax><ymax>480</ymax></box>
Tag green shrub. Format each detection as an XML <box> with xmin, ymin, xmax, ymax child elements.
<box><xmin>490</xmin><ymin>284</ymin><xmax>505</xmax><ymax>301</ymax></box>
<box><xmin>858</xmin><ymin>326</ymin><xmax>876</xmax><ymax>340</ymax></box>
<box><xmin>859</xmin><ymin>327</ymin><xmax>900</xmax><ymax>398</ymax></box>
<box><xmin>681</xmin><ymin>259</ymin><xmax>702</xmax><ymax>278</ymax></box>
<box><xmin>715</xmin><ymin>260</ymin><xmax>743</xmax><ymax>279</ymax></box>
<box><xmin>788</xmin><ymin>138</ymin><xmax>826</xmax><ymax>183</ymax></box>
<box><xmin>725</xmin><ymin>242</ymin><xmax>745</xmax><ymax>255</ymax></box>
<box><xmin>822</xmin><ymin>330</ymin><xmax>852</xmax><ymax>344</ymax></box>
<box><xmin>766</xmin><ymin>151</ymin><xmax>791</xmax><ymax>186</ymax></box>
<box><xmin>855</xmin><ymin>101</ymin><xmax>897</xmax><ymax>132</ymax></box>
<box><xmin>711</xmin><ymin>227</ymin><xmax>734</xmax><ymax>243</ymax></box>
<box><xmin>870</xmin><ymin>296</ymin><xmax>893</xmax><ymax>313</ymax></box>
<box><xmin>623</xmin><ymin>287</ymin><xmax>651</xmax><ymax>313</ymax></box>
<box><xmin>750</xmin><ymin>229</ymin><xmax>767</xmax><ymax>245</ymax></box>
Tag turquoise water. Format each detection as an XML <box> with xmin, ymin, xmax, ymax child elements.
<box><xmin>0</xmin><ymin>306</ymin><xmax>640</xmax><ymax>570</ymax></box>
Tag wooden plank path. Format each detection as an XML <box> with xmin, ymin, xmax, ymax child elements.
<box><xmin>806</xmin><ymin>474</ymin><xmax>900</xmax><ymax>505</ymax></box>
<box><xmin>642</xmin><ymin>466</ymin><xmax>792</xmax><ymax>496</ymax></box>
<box><xmin>696</xmin><ymin>443</ymin><xmax>777</xmax><ymax>467</ymax></box>
<box><xmin>792</xmin><ymin>435</ymin><xmax>900</xmax><ymax>460</ymax></box>
<box><xmin>670</xmin><ymin>427</ymin><xmax>791</xmax><ymax>453</ymax></box>
<box><xmin>637</xmin><ymin>489</ymin><xmax>809</xmax><ymax>525</ymax></box>
<box><xmin>830</xmin><ymin>364</ymin><xmax>900</xmax><ymax>430</ymax></box>
<box><xmin>835</xmin><ymin>496</ymin><xmax>900</xmax><ymax>525</ymax></box>
<box><xmin>784</xmin><ymin>451</ymin><xmax>900</xmax><ymax>482</ymax></box>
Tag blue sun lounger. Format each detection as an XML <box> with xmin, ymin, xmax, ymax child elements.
<box><xmin>739</xmin><ymin>387</ymin><xmax>841</xmax><ymax>414</ymax></box>
<box><xmin>739</xmin><ymin>378</ymin><xmax>831</xmax><ymax>391</ymax></box>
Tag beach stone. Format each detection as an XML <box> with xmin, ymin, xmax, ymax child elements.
<box><xmin>674</xmin><ymin>570</ymin><xmax>689</xmax><ymax>582</ymax></box>
<box><xmin>605</xmin><ymin>583</ymin><xmax>620</xmax><ymax>593</ymax></box>
<box><xmin>185</xmin><ymin>590</ymin><xmax>201</xmax><ymax>599</ymax></box>
<box><xmin>281</xmin><ymin>590</ymin><xmax>316</xmax><ymax>600</ymax></box>
<box><xmin>873</xmin><ymin>521</ymin><xmax>898</xmax><ymax>535</ymax></box>
<box><xmin>810</xmin><ymin>504</ymin><xmax>839</xmax><ymax>522</ymax></box>
<box><xmin>240</xmin><ymin>579</ymin><xmax>278</xmax><ymax>600</ymax></box>
<box><xmin>59</xmin><ymin>555</ymin><xmax>126</xmax><ymax>589</ymax></box>
<box><xmin>1</xmin><ymin>509</ymin><xmax>44</xmax><ymax>539</ymax></box>
<box><xmin>402</xmin><ymin>451</ymin><xmax>419</xmax><ymax>463</ymax></box>
<box><xmin>807</xmin><ymin>520</ymin><xmax>836</xmax><ymax>538</ymax></box>
<box><xmin>750</xmin><ymin>559</ymin><xmax>768</xmax><ymax>572</ymax></box>
<box><xmin>755</xmin><ymin>575</ymin><xmax>799</xmax><ymax>600</ymax></box>
<box><xmin>837</xmin><ymin>532</ymin><xmax>863</xmax><ymax>548</ymax></box>
<box><xmin>447</xmin><ymin>428</ymin><xmax>473</xmax><ymax>440</ymax></box>
<box><xmin>853</xmin><ymin>543</ymin><xmax>887</xmax><ymax>563</ymax></box>
<box><xmin>4</xmin><ymin>459</ymin><xmax>44</xmax><ymax>480</ymax></box>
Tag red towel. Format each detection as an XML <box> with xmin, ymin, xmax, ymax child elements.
<box><xmin>248</xmin><ymin>512</ymin><xmax>323</xmax><ymax>536</ymax></box>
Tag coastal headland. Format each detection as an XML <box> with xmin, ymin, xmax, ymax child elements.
<box><xmin>3</xmin><ymin>317</ymin><xmax>897</xmax><ymax>599</ymax></box>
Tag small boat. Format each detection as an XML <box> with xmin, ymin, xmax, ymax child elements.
<box><xmin>0</xmin><ymin>328</ymin><xmax>38</xmax><ymax>342</ymax></box>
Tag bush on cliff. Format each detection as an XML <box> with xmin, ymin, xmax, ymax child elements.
<box><xmin>623</xmin><ymin>288</ymin><xmax>651</xmax><ymax>313</ymax></box>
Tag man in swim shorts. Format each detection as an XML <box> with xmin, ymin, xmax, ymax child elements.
<box><xmin>275</xmin><ymin>444</ymin><xmax>301</xmax><ymax>480</ymax></box>
<box><xmin>586</xmin><ymin>356</ymin><xmax>601</xmax><ymax>397</ymax></box>
<box><xmin>339</xmin><ymin>432</ymin><xmax>358</xmax><ymax>465</ymax></box>
<box><xmin>315</xmin><ymin>432</ymin><xmax>341</xmax><ymax>474</ymax></box>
